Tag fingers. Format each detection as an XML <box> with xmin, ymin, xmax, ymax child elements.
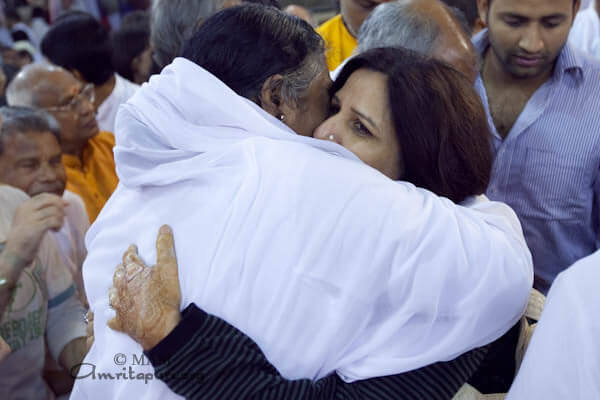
<box><xmin>122</xmin><ymin>244</ymin><xmax>140</xmax><ymax>267</ymax></box>
<box><xmin>113</xmin><ymin>264</ymin><xmax>126</xmax><ymax>291</ymax></box>
<box><xmin>107</xmin><ymin>316</ymin><xmax>123</xmax><ymax>332</ymax></box>
<box><xmin>156</xmin><ymin>225</ymin><xmax>178</xmax><ymax>278</ymax></box>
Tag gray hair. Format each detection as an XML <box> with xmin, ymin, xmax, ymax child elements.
<box><xmin>278</xmin><ymin>55</ymin><xmax>323</xmax><ymax>109</ymax></box>
<box><xmin>151</xmin><ymin>0</ymin><xmax>217</xmax><ymax>68</ymax></box>
<box><xmin>357</xmin><ymin>0</ymin><xmax>440</xmax><ymax>56</ymax></box>
<box><xmin>0</xmin><ymin>106</ymin><xmax>61</xmax><ymax>155</ymax></box>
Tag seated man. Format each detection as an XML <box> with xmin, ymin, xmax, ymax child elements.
<box><xmin>0</xmin><ymin>106</ymin><xmax>89</xmax><ymax>302</ymax></box>
<box><xmin>0</xmin><ymin>185</ymin><xmax>88</xmax><ymax>399</ymax></box>
<box><xmin>41</xmin><ymin>11</ymin><xmax>139</xmax><ymax>133</ymax></box>
<box><xmin>6</xmin><ymin>64</ymin><xmax>119</xmax><ymax>222</ymax></box>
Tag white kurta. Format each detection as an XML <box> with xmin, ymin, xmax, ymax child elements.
<box><xmin>52</xmin><ymin>190</ymin><xmax>89</xmax><ymax>304</ymax></box>
<box><xmin>507</xmin><ymin>250</ymin><xmax>600</xmax><ymax>399</ymax></box>
<box><xmin>96</xmin><ymin>74</ymin><xmax>139</xmax><ymax>134</ymax></box>
<box><xmin>72</xmin><ymin>58</ymin><xmax>532</xmax><ymax>399</ymax></box>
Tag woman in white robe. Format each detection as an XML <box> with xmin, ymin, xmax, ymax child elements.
<box><xmin>72</xmin><ymin>5</ymin><xmax>532</xmax><ymax>399</ymax></box>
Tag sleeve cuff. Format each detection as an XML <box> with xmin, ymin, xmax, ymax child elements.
<box><xmin>145</xmin><ymin>303</ymin><xmax>208</xmax><ymax>367</ymax></box>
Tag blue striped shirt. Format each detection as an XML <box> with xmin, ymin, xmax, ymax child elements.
<box><xmin>473</xmin><ymin>30</ymin><xmax>600</xmax><ymax>293</ymax></box>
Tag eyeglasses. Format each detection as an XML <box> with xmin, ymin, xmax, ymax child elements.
<box><xmin>44</xmin><ymin>84</ymin><xmax>95</xmax><ymax>114</ymax></box>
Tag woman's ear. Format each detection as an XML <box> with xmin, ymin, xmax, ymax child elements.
<box><xmin>259</xmin><ymin>74</ymin><xmax>286</xmax><ymax>121</ymax></box>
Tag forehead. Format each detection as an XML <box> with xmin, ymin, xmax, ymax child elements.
<box><xmin>337</xmin><ymin>69</ymin><xmax>391</xmax><ymax>122</ymax></box>
<box><xmin>2</xmin><ymin>130</ymin><xmax>60</xmax><ymax>156</ymax></box>
<box><xmin>490</xmin><ymin>0</ymin><xmax>575</xmax><ymax>16</ymax></box>
<box><xmin>34</xmin><ymin>70</ymin><xmax>81</xmax><ymax>104</ymax></box>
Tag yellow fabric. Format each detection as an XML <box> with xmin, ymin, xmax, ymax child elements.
<box><xmin>316</xmin><ymin>14</ymin><xmax>357</xmax><ymax>71</ymax></box>
<box><xmin>62</xmin><ymin>131</ymin><xmax>118</xmax><ymax>223</ymax></box>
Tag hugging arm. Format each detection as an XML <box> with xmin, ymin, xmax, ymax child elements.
<box><xmin>109</xmin><ymin>226</ymin><xmax>485</xmax><ymax>400</ymax></box>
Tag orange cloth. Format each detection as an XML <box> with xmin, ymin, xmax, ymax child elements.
<box><xmin>62</xmin><ymin>131</ymin><xmax>118</xmax><ymax>223</ymax></box>
<box><xmin>316</xmin><ymin>14</ymin><xmax>358</xmax><ymax>71</ymax></box>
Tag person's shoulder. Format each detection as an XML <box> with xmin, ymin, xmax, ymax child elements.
<box><xmin>0</xmin><ymin>185</ymin><xmax>29</xmax><ymax>207</ymax></box>
<box><xmin>316</xmin><ymin>14</ymin><xmax>342</xmax><ymax>36</ymax></box>
<box><xmin>116</xmin><ymin>74</ymin><xmax>140</xmax><ymax>98</ymax></box>
<box><xmin>93</xmin><ymin>131</ymin><xmax>116</xmax><ymax>148</ymax></box>
<box><xmin>560</xmin><ymin>250</ymin><xmax>600</xmax><ymax>283</ymax></box>
<box><xmin>63</xmin><ymin>190</ymin><xmax>90</xmax><ymax>227</ymax></box>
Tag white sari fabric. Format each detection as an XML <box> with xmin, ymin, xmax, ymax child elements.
<box><xmin>72</xmin><ymin>58</ymin><xmax>532</xmax><ymax>399</ymax></box>
<box><xmin>507</xmin><ymin>251</ymin><xmax>600</xmax><ymax>400</ymax></box>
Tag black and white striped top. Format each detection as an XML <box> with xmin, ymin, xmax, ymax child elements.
<box><xmin>146</xmin><ymin>304</ymin><xmax>488</xmax><ymax>400</ymax></box>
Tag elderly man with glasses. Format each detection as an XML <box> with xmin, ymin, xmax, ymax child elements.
<box><xmin>6</xmin><ymin>64</ymin><xmax>118</xmax><ymax>223</ymax></box>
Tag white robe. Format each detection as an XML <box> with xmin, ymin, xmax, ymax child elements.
<box><xmin>72</xmin><ymin>58</ymin><xmax>532</xmax><ymax>399</ymax></box>
<box><xmin>507</xmin><ymin>251</ymin><xmax>600</xmax><ymax>399</ymax></box>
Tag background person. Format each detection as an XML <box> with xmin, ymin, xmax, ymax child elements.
<box><xmin>7</xmin><ymin>64</ymin><xmax>118</xmax><ymax>223</ymax></box>
<box><xmin>41</xmin><ymin>11</ymin><xmax>139</xmax><ymax>133</ymax></box>
<box><xmin>475</xmin><ymin>0</ymin><xmax>600</xmax><ymax>293</ymax></box>
<box><xmin>0</xmin><ymin>185</ymin><xmax>88</xmax><ymax>399</ymax></box>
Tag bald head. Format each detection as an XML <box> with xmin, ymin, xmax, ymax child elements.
<box><xmin>6</xmin><ymin>64</ymin><xmax>80</xmax><ymax>108</ymax></box>
<box><xmin>358</xmin><ymin>0</ymin><xmax>478</xmax><ymax>82</ymax></box>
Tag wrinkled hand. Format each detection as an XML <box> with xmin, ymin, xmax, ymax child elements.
<box><xmin>5</xmin><ymin>194</ymin><xmax>66</xmax><ymax>267</ymax></box>
<box><xmin>0</xmin><ymin>336</ymin><xmax>10</xmax><ymax>362</ymax></box>
<box><xmin>108</xmin><ymin>225</ymin><xmax>182</xmax><ymax>350</ymax></box>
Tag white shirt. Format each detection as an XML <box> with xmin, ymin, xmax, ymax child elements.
<box><xmin>51</xmin><ymin>191</ymin><xmax>89</xmax><ymax>304</ymax></box>
<box><xmin>569</xmin><ymin>5</ymin><xmax>600</xmax><ymax>59</ymax></box>
<box><xmin>507</xmin><ymin>250</ymin><xmax>600</xmax><ymax>399</ymax></box>
<box><xmin>96</xmin><ymin>74</ymin><xmax>139</xmax><ymax>134</ymax></box>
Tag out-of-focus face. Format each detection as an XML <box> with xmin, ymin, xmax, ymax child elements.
<box><xmin>284</xmin><ymin>60</ymin><xmax>333</xmax><ymax>138</ymax></box>
<box><xmin>35</xmin><ymin>70</ymin><xmax>99</xmax><ymax>154</ymax></box>
<box><xmin>313</xmin><ymin>68</ymin><xmax>401</xmax><ymax>180</ymax></box>
<box><xmin>0</xmin><ymin>131</ymin><xmax>66</xmax><ymax>196</ymax></box>
<box><xmin>340</xmin><ymin>0</ymin><xmax>392</xmax><ymax>36</ymax></box>
<box><xmin>480</xmin><ymin>0</ymin><xmax>579</xmax><ymax>80</ymax></box>
<box><xmin>132</xmin><ymin>46</ymin><xmax>153</xmax><ymax>84</ymax></box>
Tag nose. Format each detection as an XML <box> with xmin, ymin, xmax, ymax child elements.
<box><xmin>314</xmin><ymin>116</ymin><xmax>342</xmax><ymax>144</ymax></box>
<box><xmin>519</xmin><ymin>24</ymin><xmax>544</xmax><ymax>54</ymax></box>
<box><xmin>38</xmin><ymin>162</ymin><xmax>59</xmax><ymax>182</ymax></box>
<box><xmin>78</xmin><ymin>98</ymin><xmax>95</xmax><ymax>118</ymax></box>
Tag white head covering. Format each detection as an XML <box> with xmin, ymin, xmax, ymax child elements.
<box><xmin>72</xmin><ymin>58</ymin><xmax>532</xmax><ymax>398</ymax></box>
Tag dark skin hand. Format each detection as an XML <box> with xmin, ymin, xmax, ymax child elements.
<box><xmin>108</xmin><ymin>225</ymin><xmax>182</xmax><ymax>350</ymax></box>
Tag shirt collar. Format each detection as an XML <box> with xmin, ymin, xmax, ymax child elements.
<box><xmin>472</xmin><ymin>28</ymin><xmax>585</xmax><ymax>84</ymax></box>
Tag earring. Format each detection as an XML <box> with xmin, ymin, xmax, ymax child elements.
<box><xmin>328</xmin><ymin>134</ymin><xmax>335</xmax><ymax>141</ymax></box>
<box><xmin>279</xmin><ymin>114</ymin><xmax>285</xmax><ymax>121</ymax></box>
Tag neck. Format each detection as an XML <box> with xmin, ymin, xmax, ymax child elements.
<box><xmin>341</xmin><ymin>16</ymin><xmax>357</xmax><ymax>38</ymax></box>
<box><xmin>94</xmin><ymin>74</ymin><xmax>116</xmax><ymax>110</ymax></box>
<box><xmin>481</xmin><ymin>48</ymin><xmax>552</xmax><ymax>92</ymax></box>
<box><xmin>62</xmin><ymin>141</ymin><xmax>86</xmax><ymax>161</ymax></box>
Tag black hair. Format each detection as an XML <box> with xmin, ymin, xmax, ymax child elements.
<box><xmin>111</xmin><ymin>11</ymin><xmax>150</xmax><ymax>82</ymax></box>
<box><xmin>182</xmin><ymin>4</ymin><xmax>324</xmax><ymax>102</ymax></box>
<box><xmin>333</xmin><ymin>48</ymin><xmax>492</xmax><ymax>203</ymax></box>
<box><xmin>41</xmin><ymin>11</ymin><xmax>114</xmax><ymax>85</ymax></box>
<box><xmin>0</xmin><ymin>106</ymin><xmax>61</xmax><ymax>155</ymax></box>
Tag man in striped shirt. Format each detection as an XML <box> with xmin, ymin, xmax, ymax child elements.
<box><xmin>475</xmin><ymin>0</ymin><xmax>600</xmax><ymax>293</ymax></box>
